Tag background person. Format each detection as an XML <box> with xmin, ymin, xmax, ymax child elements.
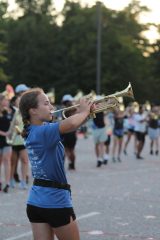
<box><xmin>112</xmin><ymin>109</ymin><xmax>125</xmax><ymax>163</ymax></box>
<box><xmin>91</xmin><ymin>110</ymin><xmax>108</xmax><ymax>167</ymax></box>
<box><xmin>123</xmin><ymin>105</ymin><xmax>137</xmax><ymax>155</ymax></box>
<box><xmin>61</xmin><ymin>94</ymin><xmax>77</xmax><ymax>170</ymax></box>
<box><xmin>8</xmin><ymin>95</ymin><xmax>29</xmax><ymax>189</ymax></box>
<box><xmin>0</xmin><ymin>94</ymin><xmax>13</xmax><ymax>193</ymax></box>
<box><xmin>134</xmin><ymin>105</ymin><xmax>148</xmax><ymax>159</ymax></box>
<box><xmin>148</xmin><ymin>106</ymin><xmax>159</xmax><ymax>155</ymax></box>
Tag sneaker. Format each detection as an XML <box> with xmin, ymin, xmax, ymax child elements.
<box><xmin>155</xmin><ymin>150</ymin><xmax>159</xmax><ymax>155</ymax></box>
<box><xmin>150</xmin><ymin>150</ymin><xmax>153</xmax><ymax>155</ymax></box>
<box><xmin>10</xmin><ymin>179</ymin><xmax>16</xmax><ymax>188</ymax></box>
<box><xmin>137</xmin><ymin>155</ymin><xmax>144</xmax><ymax>160</ymax></box>
<box><xmin>112</xmin><ymin>157</ymin><xmax>116</xmax><ymax>163</ymax></box>
<box><xmin>68</xmin><ymin>162</ymin><xmax>75</xmax><ymax>170</ymax></box>
<box><xmin>123</xmin><ymin>149</ymin><xmax>127</xmax><ymax>155</ymax></box>
<box><xmin>3</xmin><ymin>184</ymin><xmax>9</xmax><ymax>193</ymax></box>
<box><xmin>14</xmin><ymin>173</ymin><xmax>20</xmax><ymax>183</ymax></box>
<box><xmin>103</xmin><ymin>159</ymin><xmax>108</xmax><ymax>165</ymax></box>
<box><xmin>97</xmin><ymin>160</ymin><xmax>102</xmax><ymax>167</ymax></box>
<box><xmin>19</xmin><ymin>181</ymin><xmax>28</xmax><ymax>190</ymax></box>
<box><xmin>117</xmin><ymin>157</ymin><xmax>121</xmax><ymax>162</ymax></box>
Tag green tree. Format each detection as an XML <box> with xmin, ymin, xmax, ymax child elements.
<box><xmin>6</xmin><ymin>0</ymin><xmax>158</xmax><ymax>102</ymax></box>
<box><xmin>147</xmin><ymin>36</ymin><xmax>160</xmax><ymax>103</ymax></box>
<box><xmin>7</xmin><ymin>14</ymin><xmax>59</xmax><ymax>89</ymax></box>
<box><xmin>57</xmin><ymin>0</ymin><xmax>151</xmax><ymax>101</ymax></box>
<box><xmin>0</xmin><ymin>0</ymin><xmax>8</xmax><ymax>82</ymax></box>
<box><xmin>15</xmin><ymin>0</ymin><xmax>53</xmax><ymax>15</ymax></box>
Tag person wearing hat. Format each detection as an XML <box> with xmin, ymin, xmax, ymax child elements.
<box><xmin>15</xmin><ymin>84</ymin><xmax>30</xmax><ymax>95</ymax></box>
<box><xmin>12</xmin><ymin>84</ymin><xmax>30</xmax><ymax>183</ymax></box>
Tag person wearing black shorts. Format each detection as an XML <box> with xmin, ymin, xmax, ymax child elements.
<box><xmin>19</xmin><ymin>88</ymin><xmax>94</xmax><ymax>240</ymax></box>
<box><xmin>61</xmin><ymin>95</ymin><xmax>77</xmax><ymax>170</ymax></box>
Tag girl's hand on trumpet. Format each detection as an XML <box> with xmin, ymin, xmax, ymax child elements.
<box><xmin>59</xmin><ymin>98</ymin><xmax>95</xmax><ymax>134</ymax></box>
<box><xmin>76</xmin><ymin>98</ymin><xmax>94</xmax><ymax>114</ymax></box>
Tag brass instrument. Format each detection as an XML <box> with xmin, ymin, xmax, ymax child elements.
<box><xmin>150</xmin><ymin>112</ymin><xmax>158</xmax><ymax>120</ymax></box>
<box><xmin>6</xmin><ymin>109</ymin><xmax>22</xmax><ymax>144</ymax></box>
<box><xmin>52</xmin><ymin>82</ymin><xmax>134</xmax><ymax>119</ymax></box>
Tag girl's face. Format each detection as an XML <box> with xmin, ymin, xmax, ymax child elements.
<box><xmin>0</xmin><ymin>97</ymin><xmax>9</xmax><ymax>110</ymax></box>
<box><xmin>31</xmin><ymin>93</ymin><xmax>54</xmax><ymax>122</ymax></box>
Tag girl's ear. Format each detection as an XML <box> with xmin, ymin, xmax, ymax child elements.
<box><xmin>29</xmin><ymin>108</ymin><xmax>38</xmax><ymax>116</ymax></box>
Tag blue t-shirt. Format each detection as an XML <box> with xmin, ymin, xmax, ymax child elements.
<box><xmin>25</xmin><ymin>122</ymin><xmax>72</xmax><ymax>208</ymax></box>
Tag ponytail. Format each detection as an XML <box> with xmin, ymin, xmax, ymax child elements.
<box><xmin>19</xmin><ymin>88</ymin><xmax>44</xmax><ymax>138</ymax></box>
<box><xmin>21</xmin><ymin>118</ymin><xmax>30</xmax><ymax>138</ymax></box>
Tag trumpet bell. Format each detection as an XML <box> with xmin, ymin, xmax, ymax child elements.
<box><xmin>108</xmin><ymin>82</ymin><xmax>134</xmax><ymax>99</ymax></box>
<box><xmin>52</xmin><ymin>82</ymin><xmax>134</xmax><ymax>119</ymax></box>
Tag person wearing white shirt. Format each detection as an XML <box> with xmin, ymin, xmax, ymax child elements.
<box><xmin>134</xmin><ymin>106</ymin><xmax>147</xmax><ymax>159</ymax></box>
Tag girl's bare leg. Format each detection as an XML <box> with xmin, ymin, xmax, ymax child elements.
<box><xmin>31</xmin><ymin>223</ymin><xmax>54</xmax><ymax>240</ymax></box>
<box><xmin>10</xmin><ymin>151</ymin><xmax>18</xmax><ymax>180</ymax></box>
<box><xmin>117</xmin><ymin>138</ymin><xmax>123</xmax><ymax>161</ymax></box>
<box><xmin>112</xmin><ymin>137</ymin><xmax>117</xmax><ymax>162</ymax></box>
<box><xmin>124</xmin><ymin>131</ymin><xmax>131</xmax><ymax>152</ymax></box>
<box><xmin>54</xmin><ymin>219</ymin><xmax>80</xmax><ymax>240</ymax></box>
<box><xmin>2</xmin><ymin>151</ymin><xmax>12</xmax><ymax>185</ymax></box>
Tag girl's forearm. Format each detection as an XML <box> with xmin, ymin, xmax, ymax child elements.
<box><xmin>0</xmin><ymin>130</ymin><xmax>7</xmax><ymax>136</ymax></box>
<box><xmin>60</xmin><ymin>111</ymin><xmax>89</xmax><ymax>134</ymax></box>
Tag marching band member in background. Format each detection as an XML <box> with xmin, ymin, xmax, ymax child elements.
<box><xmin>104</xmin><ymin>111</ymin><xmax>114</xmax><ymax>164</ymax></box>
<box><xmin>61</xmin><ymin>94</ymin><xmax>77</xmax><ymax>170</ymax></box>
<box><xmin>91</xmin><ymin>98</ymin><xmax>108</xmax><ymax>167</ymax></box>
<box><xmin>0</xmin><ymin>94</ymin><xmax>13</xmax><ymax>193</ymax></box>
<box><xmin>148</xmin><ymin>106</ymin><xmax>159</xmax><ymax>155</ymax></box>
<box><xmin>123</xmin><ymin>104</ymin><xmax>137</xmax><ymax>155</ymax></box>
<box><xmin>134</xmin><ymin>105</ymin><xmax>148</xmax><ymax>159</ymax></box>
<box><xmin>8</xmin><ymin>95</ymin><xmax>29</xmax><ymax>189</ymax></box>
<box><xmin>111</xmin><ymin>108</ymin><xmax>125</xmax><ymax>163</ymax></box>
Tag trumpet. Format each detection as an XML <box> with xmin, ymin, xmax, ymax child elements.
<box><xmin>52</xmin><ymin>82</ymin><xmax>134</xmax><ymax>119</ymax></box>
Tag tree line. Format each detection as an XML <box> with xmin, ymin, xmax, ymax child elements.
<box><xmin>0</xmin><ymin>0</ymin><xmax>160</xmax><ymax>103</ymax></box>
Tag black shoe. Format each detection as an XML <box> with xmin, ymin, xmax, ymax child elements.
<box><xmin>0</xmin><ymin>182</ymin><xmax>2</xmax><ymax>191</ymax></box>
<box><xmin>112</xmin><ymin>157</ymin><xmax>116</xmax><ymax>163</ymax></box>
<box><xmin>150</xmin><ymin>150</ymin><xmax>153</xmax><ymax>155</ymax></box>
<box><xmin>97</xmin><ymin>160</ymin><xmax>102</xmax><ymax>167</ymax></box>
<box><xmin>155</xmin><ymin>150</ymin><xmax>159</xmax><ymax>155</ymax></box>
<box><xmin>123</xmin><ymin>149</ymin><xmax>127</xmax><ymax>155</ymax></box>
<box><xmin>103</xmin><ymin>159</ymin><xmax>108</xmax><ymax>165</ymax></box>
<box><xmin>3</xmin><ymin>184</ymin><xmax>9</xmax><ymax>193</ymax></box>
<box><xmin>137</xmin><ymin>155</ymin><xmax>144</xmax><ymax>160</ymax></box>
<box><xmin>117</xmin><ymin>157</ymin><xmax>121</xmax><ymax>162</ymax></box>
<box><xmin>14</xmin><ymin>173</ymin><xmax>20</xmax><ymax>183</ymax></box>
<box><xmin>68</xmin><ymin>162</ymin><xmax>75</xmax><ymax>170</ymax></box>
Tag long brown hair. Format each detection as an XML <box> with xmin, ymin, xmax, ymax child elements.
<box><xmin>19</xmin><ymin>88</ymin><xmax>44</xmax><ymax>138</ymax></box>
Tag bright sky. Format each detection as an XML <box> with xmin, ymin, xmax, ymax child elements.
<box><xmin>8</xmin><ymin>0</ymin><xmax>160</xmax><ymax>42</ymax></box>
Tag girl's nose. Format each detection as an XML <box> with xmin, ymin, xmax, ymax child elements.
<box><xmin>50</xmin><ymin>104</ymin><xmax>54</xmax><ymax>111</ymax></box>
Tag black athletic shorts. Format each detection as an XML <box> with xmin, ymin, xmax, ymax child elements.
<box><xmin>26</xmin><ymin>204</ymin><xmax>76</xmax><ymax>228</ymax></box>
<box><xmin>62</xmin><ymin>132</ymin><xmax>77</xmax><ymax>149</ymax></box>
<box><xmin>105</xmin><ymin>135</ymin><xmax>111</xmax><ymax>146</ymax></box>
<box><xmin>135</xmin><ymin>131</ymin><xmax>145</xmax><ymax>142</ymax></box>
<box><xmin>12</xmin><ymin>145</ymin><xmax>26</xmax><ymax>152</ymax></box>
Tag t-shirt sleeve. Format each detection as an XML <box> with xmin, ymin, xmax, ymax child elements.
<box><xmin>40</xmin><ymin>122</ymin><xmax>61</xmax><ymax>148</ymax></box>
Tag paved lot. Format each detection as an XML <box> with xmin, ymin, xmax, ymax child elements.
<box><xmin>0</xmin><ymin>134</ymin><xmax>160</xmax><ymax>240</ymax></box>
